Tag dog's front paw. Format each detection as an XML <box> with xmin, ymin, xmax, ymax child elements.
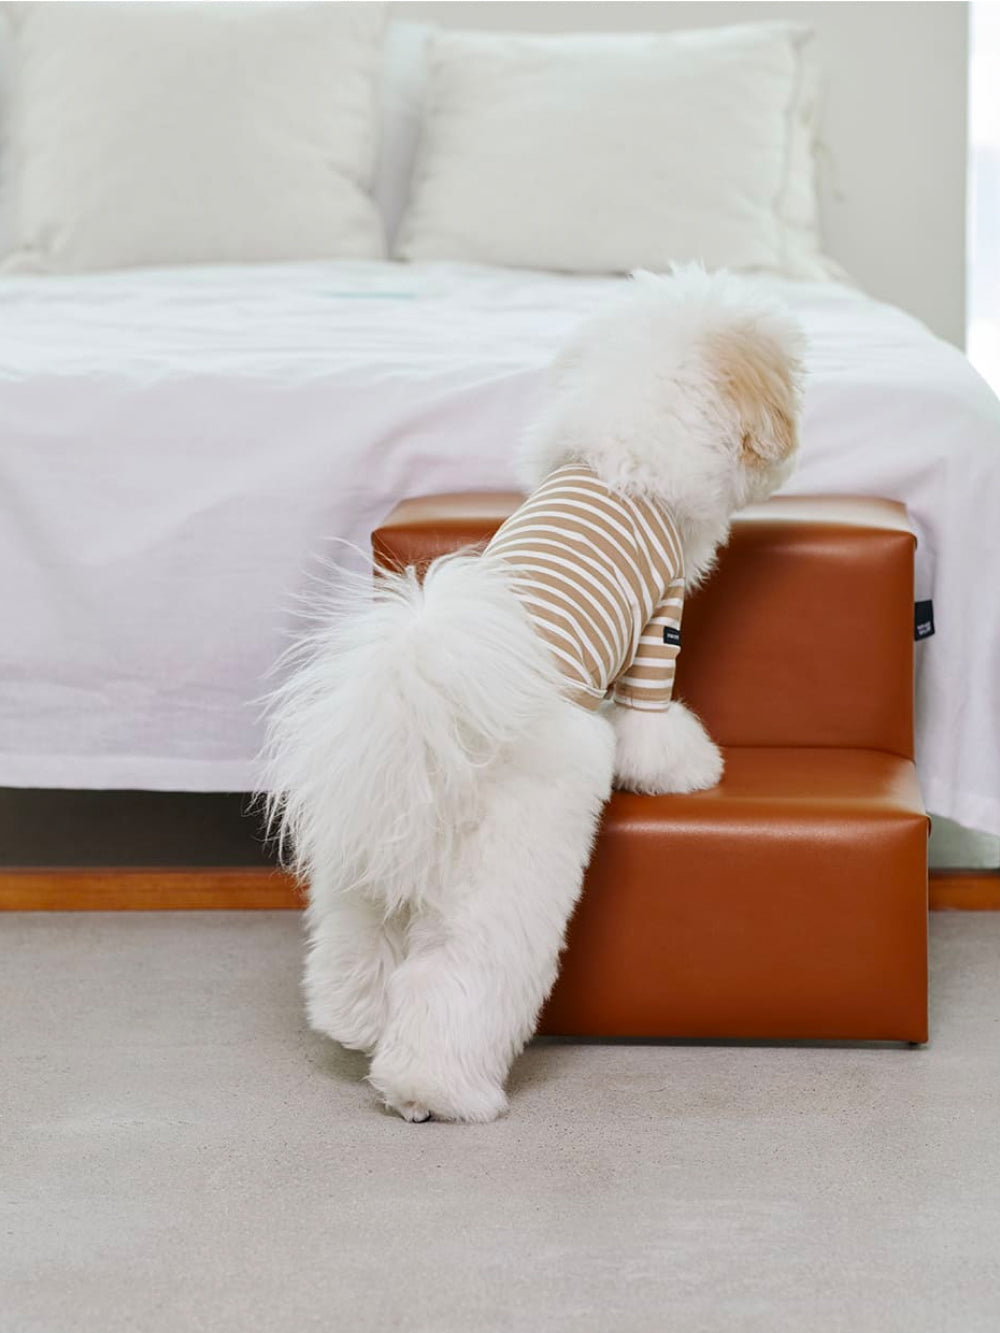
<box><xmin>610</xmin><ymin>699</ymin><xmax>723</xmax><ymax>795</ymax></box>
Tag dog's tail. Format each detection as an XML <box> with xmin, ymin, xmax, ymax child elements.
<box><xmin>262</xmin><ymin>553</ymin><xmax>561</xmax><ymax>911</ymax></box>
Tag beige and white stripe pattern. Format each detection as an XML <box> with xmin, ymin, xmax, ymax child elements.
<box><xmin>485</xmin><ymin>464</ymin><xmax>685</xmax><ymax>713</ymax></box>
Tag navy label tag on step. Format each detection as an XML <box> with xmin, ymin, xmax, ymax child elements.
<box><xmin>663</xmin><ymin>625</ymin><xmax>682</xmax><ymax>647</ymax></box>
<box><xmin>915</xmin><ymin>600</ymin><xmax>935</xmax><ymax>641</ymax></box>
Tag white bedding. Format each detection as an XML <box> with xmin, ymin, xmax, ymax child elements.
<box><xmin>1</xmin><ymin>261</ymin><xmax>998</xmax><ymax>836</ymax></box>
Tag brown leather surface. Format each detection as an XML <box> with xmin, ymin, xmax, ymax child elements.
<box><xmin>373</xmin><ymin>494</ymin><xmax>916</xmax><ymax>758</ymax></box>
<box><xmin>373</xmin><ymin>494</ymin><xmax>926</xmax><ymax>1041</ymax></box>
<box><xmin>538</xmin><ymin>749</ymin><xmax>929</xmax><ymax>1041</ymax></box>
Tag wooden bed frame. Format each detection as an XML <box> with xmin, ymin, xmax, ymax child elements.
<box><xmin>1</xmin><ymin>867</ymin><xmax>997</xmax><ymax>911</ymax></box>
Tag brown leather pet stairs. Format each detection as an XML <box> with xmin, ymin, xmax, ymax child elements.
<box><xmin>373</xmin><ymin>495</ymin><xmax>929</xmax><ymax>1042</ymax></box>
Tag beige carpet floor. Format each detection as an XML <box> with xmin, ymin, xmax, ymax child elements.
<box><xmin>2</xmin><ymin>912</ymin><xmax>999</xmax><ymax>1333</ymax></box>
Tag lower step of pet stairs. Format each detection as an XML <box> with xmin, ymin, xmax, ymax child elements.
<box><xmin>537</xmin><ymin>747</ymin><xmax>928</xmax><ymax>1043</ymax></box>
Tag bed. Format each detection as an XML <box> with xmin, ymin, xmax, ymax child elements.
<box><xmin>1</xmin><ymin>259</ymin><xmax>999</xmax><ymax>839</ymax></box>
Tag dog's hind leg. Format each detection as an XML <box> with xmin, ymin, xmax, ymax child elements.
<box><xmin>368</xmin><ymin>703</ymin><xmax>615</xmax><ymax>1123</ymax></box>
<box><xmin>303</xmin><ymin>883</ymin><xmax>406</xmax><ymax>1056</ymax></box>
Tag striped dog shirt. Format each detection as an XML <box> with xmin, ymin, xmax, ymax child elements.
<box><xmin>486</xmin><ymin>465</ymin><xmax>685</xmax><ymax>713</ymax></box>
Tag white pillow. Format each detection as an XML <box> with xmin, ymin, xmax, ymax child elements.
<box><xmin>396</xmin><ymin>24</ymin><xmax>832</xmax><ymax>279</ymax></box>
<box><xmin>1</xmin><ymin>2</ymin><xmax>387</xmax><ymax>273</ymax></box>
<box><xmin>373</xmin><ymin>21</ymin><xmax>432</xmax><ymax>253</ymax></box>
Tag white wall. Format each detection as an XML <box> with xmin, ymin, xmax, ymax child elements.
<box><xmin>394</xmin><ymin>1</ymin><xmax>969</xmax><ymax>346</ymax></box>
<box><xmin>968</xmin><ymin>1</ymin><xmax>1000</xmax><ymax>388</ymax></box>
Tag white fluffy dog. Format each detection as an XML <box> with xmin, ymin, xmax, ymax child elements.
<box><xmin>265</xmin><ymin>267</ymin><xmax>805</xmax><ymax>1123</ymax></box>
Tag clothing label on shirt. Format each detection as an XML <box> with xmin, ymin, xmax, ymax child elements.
<box><xmin>915</xmin><ymin>600</ymin><xmax>935</xmax><ymax>640</ymax></box>
<box><xmin>663</xmin><ymin>626</ymin><xmax>682</xmax><ymax>647</ymax></box>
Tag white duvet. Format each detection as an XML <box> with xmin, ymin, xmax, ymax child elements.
<box><xmin>1</xmin><ymin>261</ymin><xmax>998</xmax><ymax>836</ymax></box>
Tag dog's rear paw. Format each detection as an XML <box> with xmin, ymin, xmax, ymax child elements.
<box><xmin>370</xmin><ymin>1061</ymin><xmax>508</xmax><ymax>1124</ymax></box>
<box><xmin>397</xmin><ymin>1101</ymin><xmax>432</xmax><ymax>1124</ymax></box>
<box><xmin>304</xmin><ymin>998</ymin><xmax>380</xmax><ymax>1056</ymax></box>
